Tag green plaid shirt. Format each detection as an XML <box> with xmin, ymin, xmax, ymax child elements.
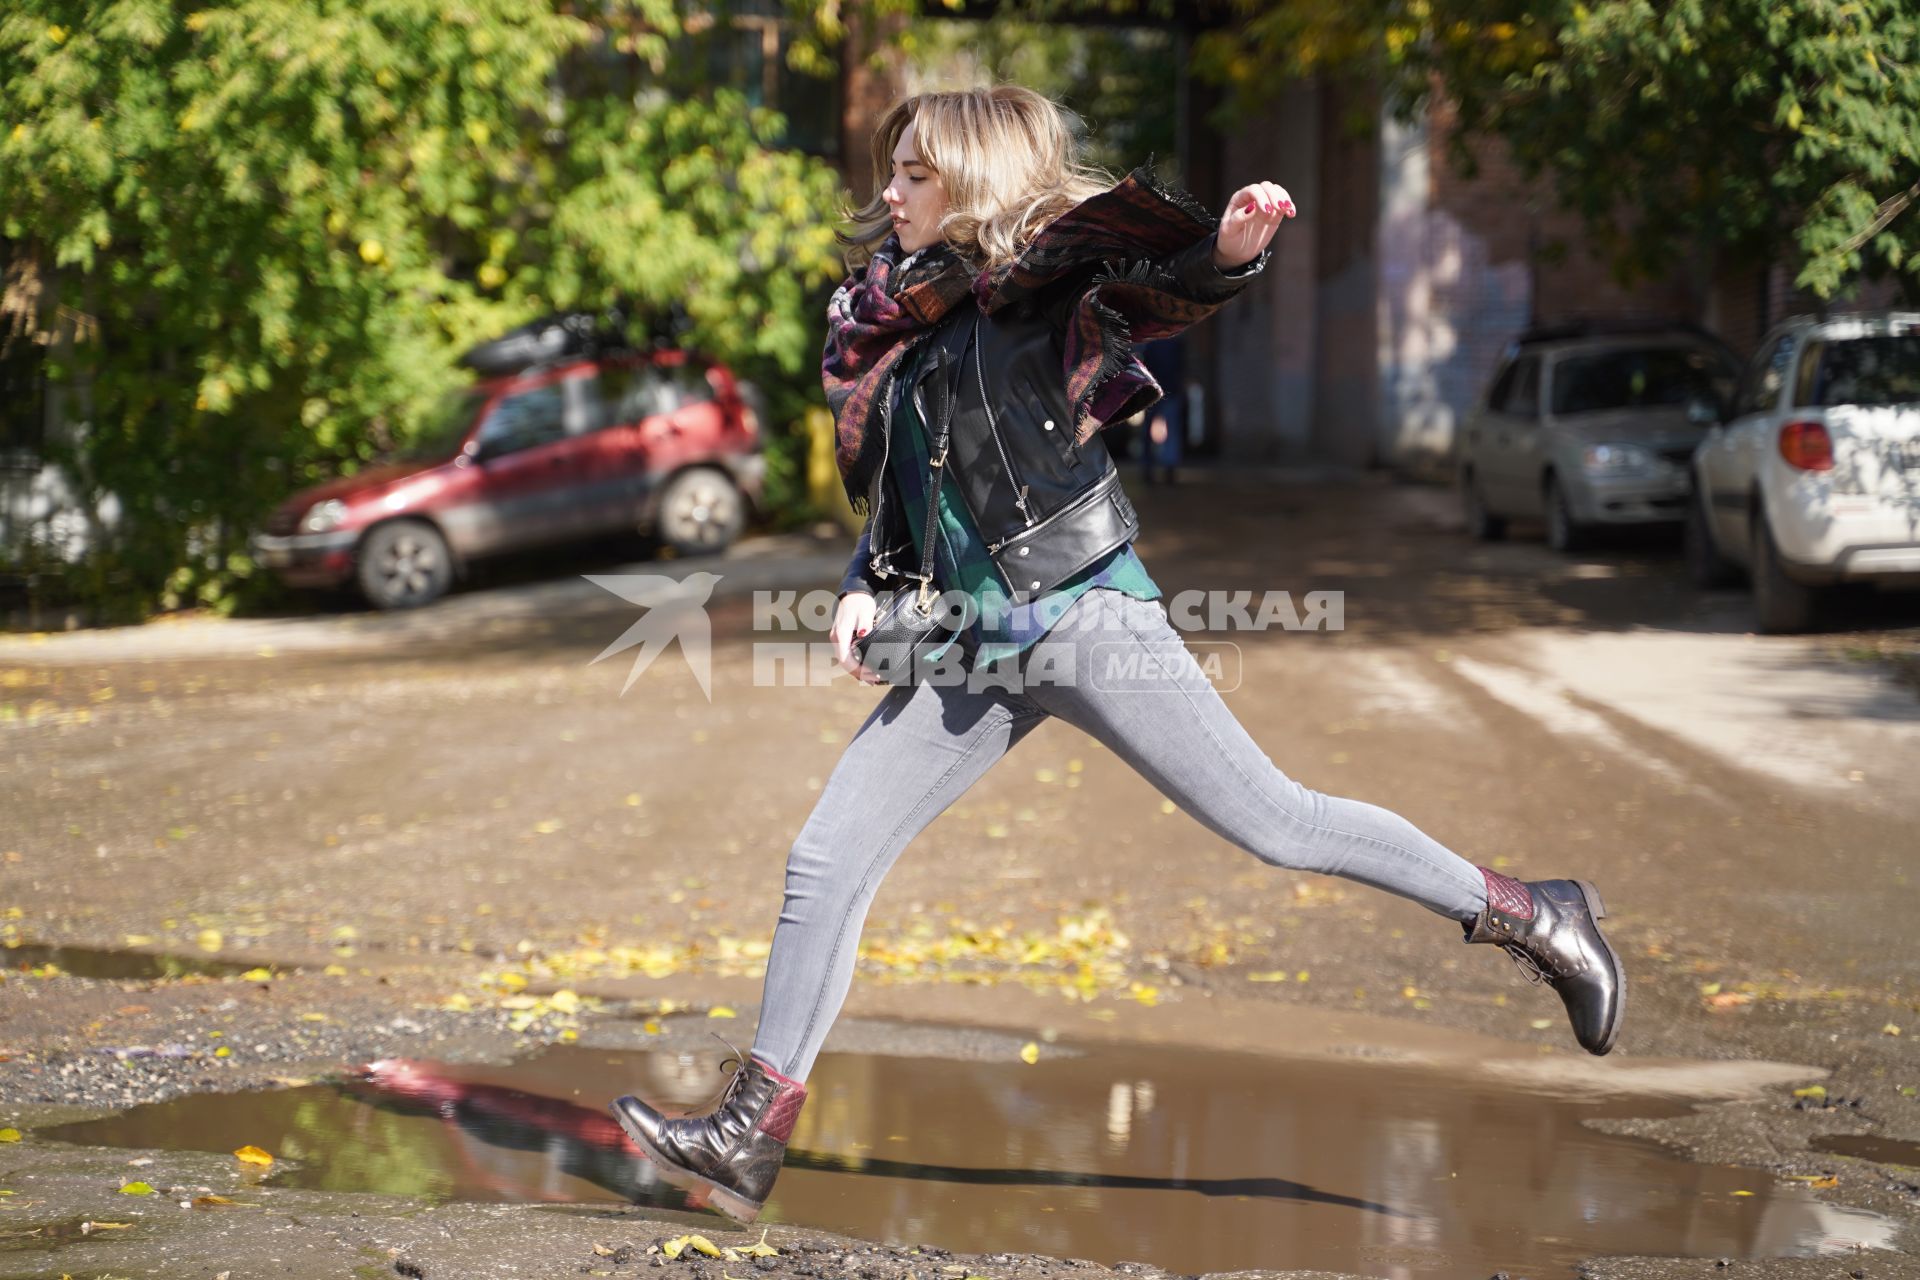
<box><xmin>887</xmin><ymin>342</ymin><xmax>1160</xmax><ymax>670</ymax></box>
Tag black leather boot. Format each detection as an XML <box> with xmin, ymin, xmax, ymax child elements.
<box><xmin>1464</xmin><ymin>866</ymin><xmax>1625</xmax><ymax>1056</ymax></box>
<box><xmin>610</xmin><ymin>1042</ymin><xmax>807</xmax><ymax>1223</ymax></box>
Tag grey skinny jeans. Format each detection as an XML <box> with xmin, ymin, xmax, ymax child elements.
<box><xmin>751</xmin><ymin>586</ymin><xmax>1489</xmax><ymax>1081</ymax></box>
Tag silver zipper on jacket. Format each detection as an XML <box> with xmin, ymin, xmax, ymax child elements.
<box><xmin>986</xmin><ymin>469</ymin><xmax>1121</xmax><ymax>555</ymax></box>
<box><xmin>973</xmin><ymin>330</ymin><xmax>1035</xmax><ymax>526</ymax></box>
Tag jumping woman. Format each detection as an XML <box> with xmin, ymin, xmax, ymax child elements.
<box><xmin>612</xmin><ymin>83</ymin><xmax>1625</xmax><ymax>1225</ymax></box>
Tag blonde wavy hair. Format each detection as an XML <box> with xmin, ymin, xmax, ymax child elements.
<box><xmin>836</xmin><ymin>84</ymin><xmax>1117</xmax><ymax>277</ymax></box>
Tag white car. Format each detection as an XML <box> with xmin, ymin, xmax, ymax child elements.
<box><xmin>1686</xmin><ymin>311</ymin><xmax>1920</xmax><ymax>632</ymax></box>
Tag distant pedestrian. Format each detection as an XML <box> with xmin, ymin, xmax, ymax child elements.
<box><xmin>1138</xmin><ymin>335</ymin><xmax>1186</xmax><ymax>484</ymax></box>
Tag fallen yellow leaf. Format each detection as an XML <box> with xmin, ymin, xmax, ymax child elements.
<box><xmin>1019</xmin><ymin>1041</ymin><xmax>1039</xmax><ymax>1064</ymax></box>
<box><xmin>1247</xmin><ymin>971</ymin><xmax>1289</xmax><ymax>983</ymax></box>
<box><xmin>662</xmin><ymin>1234</ymin><xmax>724</xmax><ymax>1259</ymax></box>
<box><xmin>708</xmin><ymin>1005</ymin><xmax>737</xmax><ymax>1019</ymax></box>
<box><xmin>117</xmin><ymin>1182</ymin><xmax>155</xmax><ymax>1195</ymax></box>
<box><xmin>1792</xmin><ymin>1085</ymin><xmax>1828</xmax><ymax>1101</ymax></box>
<box><xmin>232</xmin><ymin>1144</ymin><xmax>273</xmax><ymax>1167</ymax></box>
<box><xmin>0</xmin><ymin>1129</ymin><xmax>19</xmax><ymax>1143</ymax></box>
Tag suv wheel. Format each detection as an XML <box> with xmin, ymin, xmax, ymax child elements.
<box><xmin>357</xmin><ymin>520</ymin><xmax>453</xmax><ymax>610</ymax></box>
<box><xmin>656</xmin><ymin>468</ymin><xmax>744</xmax><ymax>557</ymax></box>
<box><xmin>1461</xmin><ymin>470</ymin><xmax>1507</xmax><ymax>541</ymax></box>
<box><xmin>1544</xmin><ymin>473</ymin><xmax>1590</xmax><ymax>553</ymax></box>
<box><xmin>1683</xmin><ymin>479</ymin><xmax>1741</xmax><ymax>588</ymax></box>
<box><xmin>1750</xmin><ymin>507</ymin><xmax>1820</xmax><ymax>634</ymax></box>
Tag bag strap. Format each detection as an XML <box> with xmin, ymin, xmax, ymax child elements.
<box><xmin>912</xmin><ymin>309</ymin><xmax>979</xmax><ymax>608</ymax></box>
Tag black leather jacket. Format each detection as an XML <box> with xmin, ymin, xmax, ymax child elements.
<box><xmin>838</xmin><ymin>230</ymin><xmax>1268</xmax><ymax>604</ymax></box>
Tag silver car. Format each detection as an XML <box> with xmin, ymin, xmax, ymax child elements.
<box><xmin>1458</xmin><ymin>328</ymin><xmax>1741</xmax><ymax>551</ymax></box>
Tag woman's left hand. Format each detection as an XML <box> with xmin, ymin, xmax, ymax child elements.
<box><xmin>1213</xmin><ymin>182</ymin><xmax>1296</xmax><ymax>271</ymax></box>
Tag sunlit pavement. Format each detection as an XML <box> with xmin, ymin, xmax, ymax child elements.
<box><xmin>4</xmin><ymin>471</ymin><xmax>1918</xmax><ymax>1277</ymax></box>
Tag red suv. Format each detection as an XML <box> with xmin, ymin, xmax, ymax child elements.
<box><xmin>252</xmin><ymin>348</ymin><xmax>765</xmax><ymax>609</ymax></box>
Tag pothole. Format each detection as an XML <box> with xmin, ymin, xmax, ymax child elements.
<box><xmin>2</xmin><ymin>942</ymin><xmax>262</xmax><ymax>981</ymax></box>
<box><xmin>35</xmin><ymin>1036</ymin><xmax>1895</xmax><ymax>1277</ymax></box>
<box><xmin>1812</xmin><ymin>1133</ymin><xmax>1920</xmax><ymax>1169</ymax></box>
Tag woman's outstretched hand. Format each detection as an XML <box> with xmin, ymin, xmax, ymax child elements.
<box><xmin>1213</xmin><ymin>182</ymin><xmax>1296</xmax><ymax>271</ymax></box>
<box><xmin>832</xmin><ymin>591</ymin><xmax>886</xmax><ymax>685</ymax></box>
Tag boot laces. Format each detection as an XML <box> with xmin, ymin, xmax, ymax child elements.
<box><xmin>1502</xmin><ymin>943</ymin><xmax>1550</xmax><ymax>985</ymax></box>
<box><xmin>704</xmin><ymin>1030</ymin><xmax>754</xmax><ymax>1110</ymax></box>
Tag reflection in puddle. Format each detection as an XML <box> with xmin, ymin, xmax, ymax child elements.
<box><xmin>1812</xmin><ymin>1133</ymin><xmax>1920</xmax><ymax>1168</ymax></box>
<box><xmin>0</xmin><ymin>942</ymin><xmax>258</xmax><ymax>981</ymax></box>
<box><xmin>39</xmin><ymin>1038</ymin><xmax>1894</xmax><ymax>1277</ymax></box>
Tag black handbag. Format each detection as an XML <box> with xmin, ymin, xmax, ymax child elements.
<box><xmin>853</xmin><ymin>314</ymin><xmax>979</xmax><ymax>685</ymax></box>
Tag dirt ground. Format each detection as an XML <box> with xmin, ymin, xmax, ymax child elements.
<box><xmin>3</xmin><ymin>469</ymin><xmax>1919</xmax><ymax>1279</ymax></box>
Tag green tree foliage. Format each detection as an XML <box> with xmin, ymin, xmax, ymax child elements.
<box><xmin>0</xmin><ymin>1</ymin><xmax>847</xmax><ymax>617</ymax></box>
<box><xmin>1195</xmin><ymin>0</ymin><xmax>1920</xmax><ymax>301</ymax></box>
<box><xmin>902</xmin><ymin>14</ymin><xmax>1179</xmax><ymax>181</ymax></box>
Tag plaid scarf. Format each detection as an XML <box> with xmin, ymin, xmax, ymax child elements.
<box><xmin>822</xmin><ymin>163</ymin><xmax>1235</xmax><ymax>513</ymax></box>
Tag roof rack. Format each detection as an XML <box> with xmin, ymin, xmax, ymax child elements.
<box><xmin>457</xmin><ymin>299</ymin><xmax>693</xmax><ymax>377</ymax></box>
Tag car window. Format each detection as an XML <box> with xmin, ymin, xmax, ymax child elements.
<box><xmin>1735</xmin><ymin>334</ymin><xmax>1794</xmax><ymax>418</ymax></box>
<box><xmin>1548</xmin><ymin>346</ymin><xmax>1733</xmax><ymax>417</ymax></box>
<box><xmin>1484</xmin><ymin>359</ymin><xmax>1518</xmax><ymax>412</ymax></box>
<box><xmin>477</xmin><ymin>384</ymin><xmax>567</xmax><ymax>456</ymax></box>
<box><xmin>595</xmin><ymin>361</ymin><xmax>717</xmax><ymax>428</ymax></box>
<box><xmin>595</xmin><ymin>364</ymin><xmax>675</xmax><ymax>428</ymax></box>
<box><xmin>659</xmin><ymin>361</ymin><xmax>717</xmax><ymax>411</ymax></box>
<box><xmin>1794</xmin><ymin>334</ymin><xmax>1920</xmax><ymax>408</ymax></box>
<box><xmin>1504</xmin><ymin>356</ymin><xmax>1541</xmax><ymax>418</ymax></box>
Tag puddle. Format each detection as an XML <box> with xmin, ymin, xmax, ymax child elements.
<box><xmin>0</xmin><ymin>1216</ymin><xmax>131</xmax><ymax>1253</ymax></box>
<box><xmin>0</xmin><ymin>942</ymin><xmax>259</xmax><ymax>981</ymax></box>
<box><xmin>37</xmin><ymin>1038</ymin><xmax>1894</xmax><ymax>1277</ymax></box>
<box><xmin>1813</xmin><ymin>1133</ymin><xmax>1920</xmax><ymax>1168</ymax></box>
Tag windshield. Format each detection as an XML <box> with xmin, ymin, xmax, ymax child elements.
<box><xmin>1550</xmin><ymin>346</ymin><xmax>1735</xmax><ymax>417</ymax></box>
<box><xmin>1798</xmin><ymin>334</ymin><xmax>1920</xmax><ymax>408</ymax></box>
<box><xmin>397</xmin><ymin>388</ymin><xmax>486</xmax><ymax>461</ymax></box>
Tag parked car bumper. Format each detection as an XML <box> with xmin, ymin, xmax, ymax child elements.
<box><xmin>1770</xmin><ymin>485</ymin><xmax>1920</xmax><ymax>584</ymax></box>
<box><xmin>1568</xmin><ymin>467</ymin><xmax>1693</xmax><ymax>524</ymax></box>
<box><xmin>251</xmin><ymin>530</ymin><xmax>357</xmax><ymax>587</ymax></box>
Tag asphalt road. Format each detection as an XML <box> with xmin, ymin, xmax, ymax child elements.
<box><xmin>3</xmin><ymin>470</ymin><xmax>1918</xmax><ymax>1278</ymax></box>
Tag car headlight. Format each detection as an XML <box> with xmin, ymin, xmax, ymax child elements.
<box><xmin>299</xmin><ymin>499</ymin><xmax>348</xmax><ymax>533</ymax></box>
<box><xmin>1580</xmin><ymin>444</ymin><xmax>1658</xmax><ymax>473</ymax></box>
